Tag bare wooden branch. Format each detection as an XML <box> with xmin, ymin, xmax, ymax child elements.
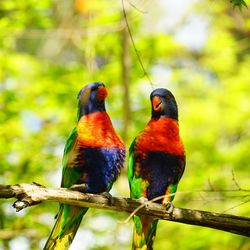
<box><xmin>0</xmin><ymin>183</ymin><xmax>249</xmax><ymax>237</ymax></box>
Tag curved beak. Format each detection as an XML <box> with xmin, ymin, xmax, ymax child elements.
<box><xmin>152</xmin><ymin>96</ymin><xmax>162</xmax><ymax>111</ymax></box>
<box><xmin>97</xmin><ymin>86</ymin><xmax>108</xmax><ymax>100</ymax></box>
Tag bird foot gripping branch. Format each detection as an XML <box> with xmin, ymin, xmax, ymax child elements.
<box><xmin>163</xmin><ymin>201</ymin><xmax>174</xmax><ymax>215</ymax></box>
<box><xmin>101</xmin><ymin>192</ymin><xmax>116</xmax><ymax>206</ymax></box>
<box><xmin>138</xmin><ymin>197</ymin><xmax>149</xmax><ymax>209</ymax></box>
<box><xmin>69</xmin><ymin>183</ymin><xmax>88</xmax><ymax>192</ymax></box>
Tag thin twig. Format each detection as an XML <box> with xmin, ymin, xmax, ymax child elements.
<box><xmin>231</xmin><ymin>169</ymin><xmax>242</xmax><ymax>190</ymax></box>
<box><xmin>123</xmin><ymin>188</ymin><xmax>250</xmax><ymax>223</ymax></box>
<box><xmin>128</xmin><ymin>1</ymin><xmax>148</xmax><ymax>14</ymax></box>
<box><xmin>207</xmin><ymin>178</ymin><xmax>215</xmax><ymax>191</ymax></box>
<box><xmin>121</xmin><ymin>0</ymin><xmax>154</xmax><ymax>88</ymax></box>
<box><xmin>123</xmin><ymin>193</ymin><xmax>175</xmax><ymax>223</ymax></box>
<box><xmin>222</xmin><ymin>199</ymin><xmax>250</xmax><ymax>213</ymax></box>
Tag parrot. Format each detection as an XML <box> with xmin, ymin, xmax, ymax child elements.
<box><xmin>44</xmin><ymin>82</ymin><xmax>125</xmax><ymax>250</ymax></box>
<box><xmin>128</xmin><ymin>88</ymin><xmax>185</xmax><ymax>250</ymax></box>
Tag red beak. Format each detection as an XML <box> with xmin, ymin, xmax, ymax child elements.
<box><xmin>97</xmin><ymin>86</ymin><xmax>108</xmax><ymax>100</ymax></box>
<box><xmin>152</xmin><ymin>96</ymin><xmax>162</xmax><ymax>111</ymax></box>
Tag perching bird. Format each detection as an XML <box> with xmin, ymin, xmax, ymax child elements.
<box><xmin>128</xmin><ymin>88</ymin><xmax>185</xmax><ymax>250</ymax></box>
<box><xmin>44</xmin><ymin>82</ymin><xmax>125</xmax><ymax>250</ymax></box>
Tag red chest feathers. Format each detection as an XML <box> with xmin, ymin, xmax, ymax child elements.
<box><xmin>77</xmin><ymin>112</ymin><xmax>124</xmax><ymax>149</ymax></box>
<box><xmin>136</xmin><ymin>118</ymin><xmax>185</xmax><ymax>156</ymax></box>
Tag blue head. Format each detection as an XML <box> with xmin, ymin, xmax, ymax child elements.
<box><xmin>150</xmin><ymin>88</ymin><xmax>178</xmax><ymax>120</ymax></box>
<box><xmin>77</xmin><ymin>82</ymin><xmax>107</xmax><ymax>119</ymax></box>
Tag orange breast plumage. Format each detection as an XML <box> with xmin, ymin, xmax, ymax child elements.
<box><xmin>136</xmin><ymin>117</ymin><xmax>185</xmax><ymax>156</ymax></box>
<box><xmin>77</xmin><ymin>111</ymin><xmax>124</xmax><ymax>149</ymax></box>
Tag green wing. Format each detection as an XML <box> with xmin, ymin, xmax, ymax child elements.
<box><xmin>61</xmin><ymin>127</ymin><xmax>81</xmax><ymax>188</ymax></box>
<box><xmin>44</xmin><ymin>127</ymin><xmax>88</xmax><ymax>249</ymax></box>
<box><xmin>62</xmin><ymin>127</ymin><xmax>78</xmax><ymax>164</ymax></box>
<box><xmin>128</xmin><ymin>138</ymin><xmax>149</xmax><ymax>199</ymax></box>
<box><xmin>127</xmin><ymin>138</ymin><xmax>136</xmax><ymax>190</ymax></box>
<box><xmin>129</xmin><ymin>138</ymin><xmax>157</xmax><ymax>250</ymax></box>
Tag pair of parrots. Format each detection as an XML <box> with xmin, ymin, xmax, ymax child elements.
<box><xmin>43</xmin><ymin>82</ymin><xmax>185</xmax><ymax>250</ymax></box>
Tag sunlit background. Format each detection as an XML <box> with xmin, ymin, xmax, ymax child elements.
<box><xmin>0</xmin><ymin>0</ymin><xmax>250</xmax><ymax>249</ymax></box>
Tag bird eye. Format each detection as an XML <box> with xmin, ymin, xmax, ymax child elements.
<box><xmin>166</xmin><ymin>95</ymin><xmax>171</xmax><ymax>100</ymax></box>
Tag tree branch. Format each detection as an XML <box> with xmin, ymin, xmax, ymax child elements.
<box><xmin>0</xmin><ymin>183</ymin><xmax>249</xmax><ymax>237</ymax></box>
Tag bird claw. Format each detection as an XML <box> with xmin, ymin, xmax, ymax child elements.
<box><xmin>138</xmin><ymin>197</ymin><xmax>149</xmax><ymax>209</ymax></box>
<box><xmin>101</xmin><ymin>192</ymin><xmax>115</xmax><ymax>206</ymax></box>
<box><xmin>138</xmin><ymin>197</ymin><xmax>148</xmax><ymax>203</ymax></box>
<box><xmin>69</xmin><ymin>184</ymin><xmax>88</xmax><ymax>192</ymax></box>
<box><xmin>101</xmin><ymin>192</ymin><xmax>112</xmax><ymax>199</ymax></box>
<box><xmin>163</xmin><ymin>201</ymin><xmax>174</xmax><ymax>214</ymax></box>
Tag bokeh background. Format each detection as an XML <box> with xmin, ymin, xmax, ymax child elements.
<box><xmin>0</xmin><ymin>0</ymin><xmax>250</xmax><ymax>249</ymax></box>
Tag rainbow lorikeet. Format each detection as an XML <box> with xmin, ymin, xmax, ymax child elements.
<box><xmin>44</xmin><ymin>82</ymin><xmax>125</xmax><ymax>250</ymax></box>
<box><xmin>128</xmin><ymin>88</ymin><xmax>185</xmax><ymax>250</ymax></box>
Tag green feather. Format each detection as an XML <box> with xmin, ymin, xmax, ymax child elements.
<box><xmin>133</xmin><ymin>215</ymin><xmax>158</xmax><ymax>250</ymax></box>
<box><xmin>61</xmin><ymin>127</ymin><xmax>81</xmax><ymax>188</ymax></box>
<box><xmin>127</xmin><ymin>138</ymin><xmax>136</xmax><ymax>189</ymax></box>
<box><xmin>128</xmin><ymin>138</ymin><xmax>149</xmax><ymax>199</ymax></box>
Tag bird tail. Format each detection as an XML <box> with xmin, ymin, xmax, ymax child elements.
<box><xmin>43</xmin><ymin>204</ymin><xmax>88</xmax><ymax>250</ymax></box>
<box><xmin>132</xmin><ymin>215</ymin><xmax>158</xmax><ymax>250</ymax></box>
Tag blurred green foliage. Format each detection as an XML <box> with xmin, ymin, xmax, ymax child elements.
<box><xmin>230</xmin><ymin>0</ymin><xmax>248</xmax><ymax>9</ymax></box>
<box><xmin>0</xmin><ymin>0</ymin><xmax>250</xmax><ymax>249</ymax></box>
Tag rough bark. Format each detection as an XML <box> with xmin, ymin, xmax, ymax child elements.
<box><xmin>0</xmin><ymin>183</ymin><xmax>249</xmax><ymax>237</ymax></box>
